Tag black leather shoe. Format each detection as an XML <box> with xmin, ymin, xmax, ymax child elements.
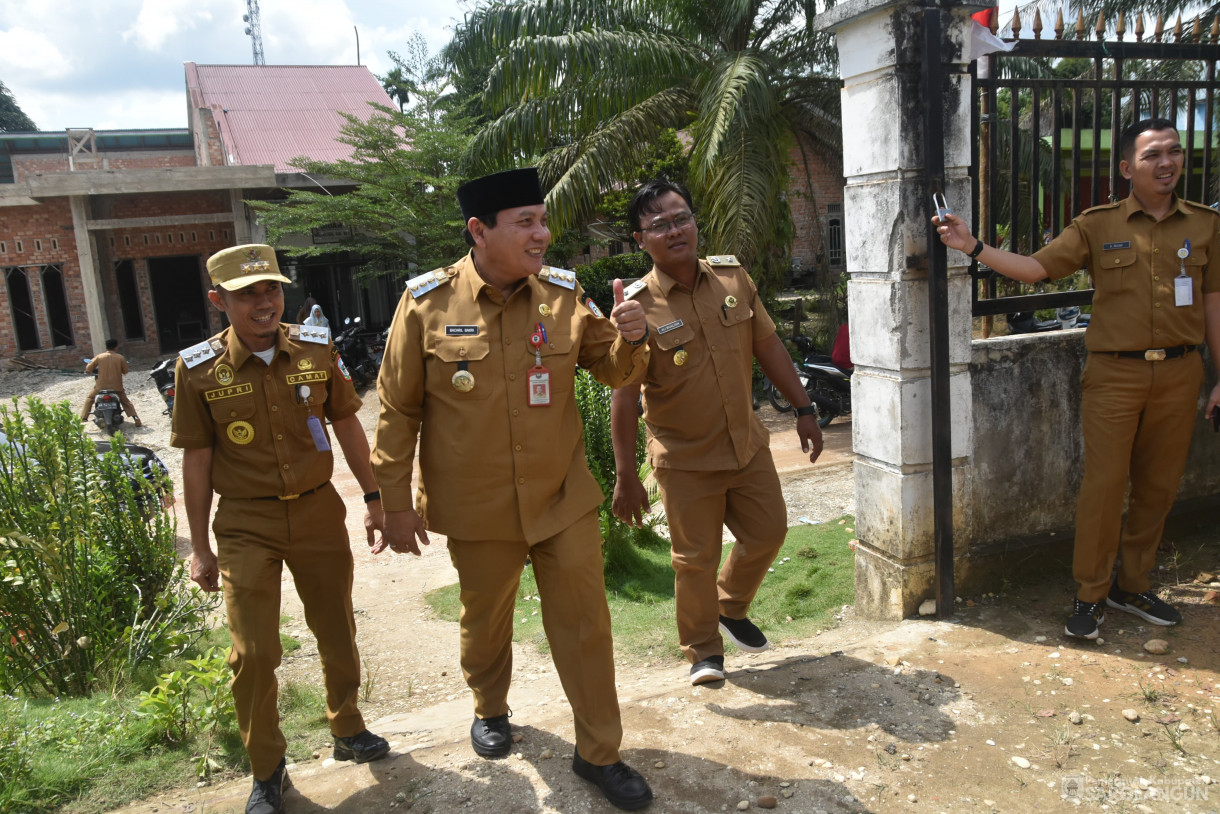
<box><xmin>246</xmin><ymin>757</ymin><xmax>288</xmax><ymax>814</ymax></box>
<box><xmin>333</xmin><ymin>729</ymin><xmax>390</xmax><ymax>764</ymax></box>
<box><xmin>470</xmin><ymin>714</ymin><xmax>512</xmax><ymax>757</ymax></box>
<box><xmin>573</xmin><ymin>748</ymin><xmax>653</xmax><ymax>810</ymax></box>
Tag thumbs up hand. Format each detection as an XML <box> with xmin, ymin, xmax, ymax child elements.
<box><xmin>609</xmin><ymin>278</ymin><xmax>647</xmax><ymax>343</ymax></box>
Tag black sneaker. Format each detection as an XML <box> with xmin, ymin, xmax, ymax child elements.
<box><xmin>572</xmin><ymin>748</ymin><xmax>653</xmax><ymax>810</ymax></box>
<box><xmin>1064</xmin><ymin>598</ymin><xmax>1105</xmax><ymax>639</ymax></box>
<box><xmin>718</xmin><ymin>615</ymin><xmax>770</xmax><ymax>653</ymax></box>
<box><xmin>690</xmin><ymin>655</ymin><xmax>726</xmax><ymax>686</ymax></box>
<box><xmin>1107</xmin><ymin>585</ymin><xmax>1182</xmax><ymax>626</ymax></box>
<box><xmin>246</xmin><ymin>757</ymin><xmax>288</xmax><ymax>814</ymax></box>
<box><xmin>470</xmin><ymin>713</ymin><xmax>512</xmax><ymax>757</ymax></box>
<box><xmin>333</xmin><ymin>729</ymin><xmax>390</xmax><ymax>764</ymax></box>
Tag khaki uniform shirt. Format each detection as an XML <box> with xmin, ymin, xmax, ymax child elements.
<box><xmin>1033</xmin><ymin>195</ymin><xmax>1220</xmax><ymax>352</ymax></box>
<box><xmin>170</xmin><ymin>324</ymin><xmax>362</xmax><ymax>499</ymax></box>
<box><xmin>372</xmin><ymin>252</ymin><xmax>649</xmax><ymax>543</ymax></box>
<box><xmin>626</xmin><ymin>258</ymin><xmax>776</xmax><ymax>472</ymax></box>
<box><xmin>86</xmin><ymin>351</ymin><xmax>128</xmax><ymax>392</ymax></box>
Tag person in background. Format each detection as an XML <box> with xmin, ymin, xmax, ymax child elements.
<box><xmin>80</xmin><ymin>338</ymin><xmax>142</xmax><ymax>427</ymax></box>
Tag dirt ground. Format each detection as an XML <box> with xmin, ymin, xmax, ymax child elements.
<box><xmin>5</xmin><ymin>365</ymin><xmax>1220</xmax><ymax>814</ymax></box>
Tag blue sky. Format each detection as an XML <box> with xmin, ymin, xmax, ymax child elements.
<box><xmin>0</xmin><ymin>0</ymin><xmax>470</xmax><ymax>132</ymax></box>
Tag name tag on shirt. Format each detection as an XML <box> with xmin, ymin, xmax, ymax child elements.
<box><xmin>657</xmin><ymin>319</ymin><xmax>685</xmax><ymax>334</ymax></box>
<box><xmin>446</xmin><ymin>325</ymin><xmax>479</xmax><ymax>336</ymax></box>
<box><xmin>1102</xmin><ymin>241</ymin><xmax>1131</xmax><ymax>251</ymax></box>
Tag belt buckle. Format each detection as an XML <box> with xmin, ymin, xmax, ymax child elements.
<box><xmin>1144</xmin><ymin>349</ymin><xmax>1167</xmax><ymax>362</ymax></box>
<box><xmin>278</xmin><ymin>493</ymin><xmax>301</xmax><ymax>501</ymax></box>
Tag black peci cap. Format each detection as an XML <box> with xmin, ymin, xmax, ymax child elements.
<box><xmin>457</xmin><ymin>167</ymin><xmax>545</xmax><ymax>220</ymax></box>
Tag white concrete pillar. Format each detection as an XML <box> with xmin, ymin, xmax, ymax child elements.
<box><xmin>69</xmin><ymin>195</ymin><xmax>109</xmax><ymax>355</ymax></box>
<box><xmin>817</xmin><ymin>0</ymin><xmax>978</xmax><ymax>618</ymax></box>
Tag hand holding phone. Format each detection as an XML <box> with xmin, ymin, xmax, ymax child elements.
<box><xmin>933</xmin><ymin>193</ymin><xmax>952</xmax><ymax>222</ymax></box>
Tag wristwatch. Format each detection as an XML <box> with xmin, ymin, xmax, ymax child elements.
<box><xmin>795</xmin><ymin>405</ymin><xmax>819</xmax><ymax>418</ymax></box>
<box><xmin>968</xmin><ymin>239</ymin><xmax>985</xmax><ymax>259</ymax></box>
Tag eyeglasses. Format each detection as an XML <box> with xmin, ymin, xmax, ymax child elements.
<box><xmin>640</xmin><ymin>212</ymin><xmax>695</xmax><ymax>235</ymax></box>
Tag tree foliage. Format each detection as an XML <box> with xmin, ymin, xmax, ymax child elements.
<box><xmin>449</xmin><ymin>0</ymin><xmax>841</xmax><ymax>291</ymax></box>
<box><xmin>0</xmin><ymin>80</ymin><xmax>36</xmax><ymax>132</ymax></box>
<box><xmin>249</xmin><ymin>38</ymin><xmax>473</xmax><ymax>276</ymax></box>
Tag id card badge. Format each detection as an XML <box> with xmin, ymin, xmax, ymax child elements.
<box><xmin>1175</xmin><ymin>275</ymin><xmax>1193</xmax><ymax>306</ymax></box>
<box><xmin>306</xmin><ymin>414</ymin><xmax>331</xmax><ymax>451</ymax></box>
<box><xmin>528</xmin><ymin>365</ymin><xmax>551</xmax><ymax>406</ymax></box>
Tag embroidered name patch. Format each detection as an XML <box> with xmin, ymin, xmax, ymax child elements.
<box><xmin>204</xmin><ymin>383</ymin><xmax>254</xmax><ymax>402</ymax></box>
<box><xmin>287</xmin><ymin>371</ymin><xmax>330</xmax><ymax>385</ymax></box>
<box><xmin>446</xmin><ymin>325</ymin><xmax>479</xmax><ymax>336</ymax></box>
<box><xmin>657</xmin><ymin>319</ymin><xmax>685</xmax><ymax>335</ymax></box>
<box><xmin>1103</xmin><ymin>241</ymin><xmax>1132</xmax><ymax>250</ymax></box>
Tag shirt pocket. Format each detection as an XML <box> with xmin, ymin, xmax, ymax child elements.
<box><xmin>537</xmin><ymin>331</ymin><xmax>575</xmax><ymax>394</ymax></box>
<box><xmin>432</xmin><ymin>337</ymin><xmax>493</xmax><ymax>400</ymax></box>
<box><xmin>207</xmin><ymin>395</ymin><xmax>257</xmax><ymax>445</ymax></box>
<box><xmin>652</xmin><ymin>323</ymin><xmax>698</xmax><ymax>377</ymax></box>
<box><xmin>1093</xmin><ymin>248</ymin><xmax>1136</xmax><ymax>292</ymax></box>
<box><xmin>717</xmin><ymin>300</ymin><xmax>754</xmax><ymax>350</ymax></box>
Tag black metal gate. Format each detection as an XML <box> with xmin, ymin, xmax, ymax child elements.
<box><xmin>971</xmin><ymin>9</ymin><xmax>1220</xmax><ymax>318</ymax></box>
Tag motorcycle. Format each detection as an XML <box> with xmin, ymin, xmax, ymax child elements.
<box><xmin>767</xmin><ymin>335</ymin><xmax>850</xmax><ymax>428</ymax></box>
<box><xmin>1008</xmin><ymin>306</ymin><xmax>1091</xmax><ymax>334</ymax></box>
<box><xmin>84</xmin><ymin>357</ymin><xmax>126</xmax><ymax>435</ymax></box>
<box><xmin>333</xmin><ymin>317</ymin><xmax>379</xmax><ymax>389</ymax></box>
<box><xmin>149</xmin><ymin>357</ymin><xmax>176</xmax><ymax>415</ymax></box>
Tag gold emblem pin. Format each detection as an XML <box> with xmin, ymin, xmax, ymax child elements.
<box><xmin>452</xmin><ymin>369</ymin><xmax>476</xmax><ymax>393</ymax></box>
<box><xmin>227</xmin><ymin>420</ymin><xmax>254</xmax><ymax>445</ymax></box>
<box><xmin>674</xmin><ymin>349</ymin><xmax>689</xmax><ymax>366</ymax></box>
<box><xmin>724</xmin><ymin>295</ymin><xmax>738</xmax><ymax>308</ymax></box>
<box><xmin>297</xmin><ymin>358</ymin><xmax>313</xmax><ymax>370</ymax></box>
<box><xmin>215</xmin><ymin>363</ymin><xmax>234</xmax><ymax>385</ymax></box>
<box><xmin>539</xmin><ymin>304</ymin><xmax>552</xmax><ymax>317</ymax></box>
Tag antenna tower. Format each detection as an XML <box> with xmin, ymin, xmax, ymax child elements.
<box><xmin>242</xmin><ymin>0</ymin><xmax>265</xmax><ymax>65</ymax></box>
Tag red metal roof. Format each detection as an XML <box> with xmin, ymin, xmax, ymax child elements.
<box><xmin>186</xmin><ymin>64</ymin><xmax>396</xmax><ymax>172</ymax></box>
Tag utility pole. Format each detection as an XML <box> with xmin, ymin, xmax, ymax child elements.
<box><xmin>242</xmin><ymin>0</ymin><xmax>265</xmax><ymax>66</ymax></box>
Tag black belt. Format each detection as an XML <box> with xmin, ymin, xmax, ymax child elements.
<box><xmin>1110</xmin><ymin>345</ymin><xmax>1197</xmax><ymax>361</ymax></box>
<box><xmin>251</xmin><ymin>482</ymin><xmax>328</xmax><ymax>501</ymax></box>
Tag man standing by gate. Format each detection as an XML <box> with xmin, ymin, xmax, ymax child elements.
<box><xmin>935</xmin><ymin>117</ymin><xmax>1220</xmax><ymax>639</ymax></box>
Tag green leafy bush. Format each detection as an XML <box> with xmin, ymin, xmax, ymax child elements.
<box><xmin>137</xmin><ymin>647</ymin><xmax>236</xmax><ymax>777</ymax></box>
<box><xmin>0</xmin><ymin>397</ymin><xmax>215</xmax><ymax>697</ymax></box>
<box><xmin>576</xmin><ymin>253</ymin><xmax>654</xmax><ymax>315</ymax></box>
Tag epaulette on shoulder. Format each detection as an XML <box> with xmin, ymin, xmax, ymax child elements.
<box><xmin>539</xmin><ymin>266</ymin><xmax>577</xmax><ymax>290</ymax></box>
<box><xmin>1080</xmin><ymin>200</ymin><xmax>1124</xmax><ymax>216</ymax></box>
<box><xmin>180</xmin><ymin>338</ymin><xmax>218</xmax><ymax>369</ymax></box>
<box><xmin>1182</xmin><ymin>199</ymin><xmax>1220</xmax><ymax>216</ymax></box>
<box><xmin>705</xmin><ymin>255</ymin><xmax>741</xmax><ymax>267</ymax></box>
<box><xmin>622</xmin><ymin>278</ymin><xmax>649</xmax><ymax>300</ymax></box>
<box><xmin>407</xmin><ymin>268</ymin><xmax>454</xmax><ymax>300</ymax></box>
<box><xmin>289</xmin><ymin>324</ymin><xmax>329</xmax><ymax>344</ymax></box>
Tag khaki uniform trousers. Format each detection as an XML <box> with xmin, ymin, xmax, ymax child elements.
<box><xmin>654</xmin><ymin>447</ymin><xmax>787</xmax><ymax>664</ymax></box>
<box><xmin>80</xmin><ymin>387</ymin><xmax>138</xmax><ymax>420</ymax></box>
<box><xmin>447</xmin><ymin>509</ymin><xmax>623</xmax><ymax>766</ymax></box>
<box><xmin>214</xmin><ymin>482</ymin><xmax>365</xmax><ymax>780</ymax></box>
<box><xmin>1074</xmin><ymin>352</ymin><xmax>1204</xmax><ymax>602</ymax></box>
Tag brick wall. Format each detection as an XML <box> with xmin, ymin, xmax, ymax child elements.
<box><xmin>787</xmin><ymin>135</ymin><xmax>846</xmax><ymax>279</ymax></box>
<box><xmin>196</xmin><ymin>109</ymin><xmax>226</xmax><ymax>167</ymax></box>
<box><xmin>12</xmin><ymin>151</ymin><xmax>196</xmax><ymax>182</ymax></box>
<box><xmin>1</xmin><ymin>192</ymin><xmax>238</xmax><ymax>368</ymax></box>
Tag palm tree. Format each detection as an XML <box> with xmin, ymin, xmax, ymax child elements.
<box><xmin>448</xmin><ymin>0</ymin><xmax>841</xmax><ymax>283</ymax></box>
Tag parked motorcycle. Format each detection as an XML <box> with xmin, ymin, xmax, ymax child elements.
<box><xmin>767</xmin><ymin>335</ymin><xmax>850</xmax><ymax>428</ymax></box>
<box><xmin>84</xmin><ymin>357</ymin><xmax>125</xmax><ymax>435</ymax></box>
<box><xmin>149</xmin><ymin>357</ymin><xmax>176</xmax><ymax>415</ymax></box>
<box><xmin>333</xmin><ymin>317</ymin><xmax>379</xmax><ymax>389</ymax></box>
<box><xmin>1009</xmin><ymin>306</ymin><xmax>1090</xmax><ymax>335</ymax></box>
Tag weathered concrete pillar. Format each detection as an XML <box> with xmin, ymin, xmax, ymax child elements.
<box><xmin>817</xmin><ymin>1</ymin><xmax>977</xmax><ymax>619</ymax></box>
<box><xmin>69</xmin><ymin>195</ymin><xmax>109</xmax><ymax>355</ymax></box>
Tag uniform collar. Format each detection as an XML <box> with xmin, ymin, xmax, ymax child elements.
<box><xmin>652</xmin><ymin>259</ymin><xmax>709</xmax><ymax>295</ymax></box>
<box><xmin>223</xmin><ymin>323</ymin><xmax>290</xmax><ymax>369</ymax></box>
<box><xmin>1121</xmin><ymin>192</ymin><xmax>1190</xmax><ymax>220</ymax></box>
<box><xmin>460</xmin><ymin>250</ymin><xmax>536</xmax><ymax>303</ymax></box>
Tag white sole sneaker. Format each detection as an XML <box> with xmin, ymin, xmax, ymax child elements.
<box><xmin>689</xmin><ymin>660</ymin><xmax>726</xmax><ymax>685</ymax></box>
<box><xmin>718</xmin><ymin>621</ymin><xmax>770</xmax><ymax>654</ymax></box>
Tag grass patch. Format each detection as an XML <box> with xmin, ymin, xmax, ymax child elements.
<box><xmin>5</xmin><ymin>620</ymin><xmax>331</xmax><ymax>813</ymax></box>
<box><xmin>425</xmin><ymin>516</ymin><xmax>857</xmax><ymax>664</ymax></box>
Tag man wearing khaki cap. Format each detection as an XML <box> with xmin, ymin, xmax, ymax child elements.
<box><xmin>172</xmin><ymin>244</ymin><xmax>389</xmax><ymax>814</ymax></box>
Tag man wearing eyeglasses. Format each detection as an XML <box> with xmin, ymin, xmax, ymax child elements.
<box><xmin>610</xmin><ymin>179</ymin><xmax>823</xmax><ymax>686</ymax></box>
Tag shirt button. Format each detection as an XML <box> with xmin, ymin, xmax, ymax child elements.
<box><xmin>229</xmin><ymin>410</ymin><xmax>237</xmax><ymax>417</ymax></box>
<box><xmin>276</xmin><ymin>434</ymin><xmax>283</xmax><ymax>440</ymax></box>
<box><xmin>711</xmin><ymin>345</ymin><xmax>717</xmax><ymax>351</ymax></box>
<box><xmin>265</xmin><ymin>374</ymin><xmax>271</xmax><ymax>380</ymax></box>
<box><xmin>1155</xmin><ymin>302</ymin><xmax>1161</xmax><ymax>308</ymax></box>
<box><xmin>517</xmin><ymin>477</ymin><xmax>525</xmax><ymax>484</ymax></box>
<box><xmin>1154</xmin><ymin>275</ymin><xmax>1160</xmax><ymax>281</ymax></box>
<box><xmin>512</xmin><ymin>409</ymin><xmax>520</xmax><ymax>416</ymax></box>
<box><xmin>1114</xmin><ymin>259</ymin><xmax>1121</xmax><ymax>264</ymax></box>
<box><xmin>515</xmin><ymin>444</ymin><xmax>522</xmax><ymax>451</ymax></box>
<box><xmin>271</xmin><ymin>405</ymin><xmax>278</xmax><ymax>412</ymax></box>
<box><xmin>1154</xmin><ymin>248</ymin><xmax>1160</xmax><ymax>253</ymax></box>
<box><xmin>282</xmin><ymin>464</ymin><xmax>289</xmax><ymax>470</ymax></box>
<box><xmin>509</xmin><ymin>373</ymin><xmax>516</xmax><ymax>380</ymax></box>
